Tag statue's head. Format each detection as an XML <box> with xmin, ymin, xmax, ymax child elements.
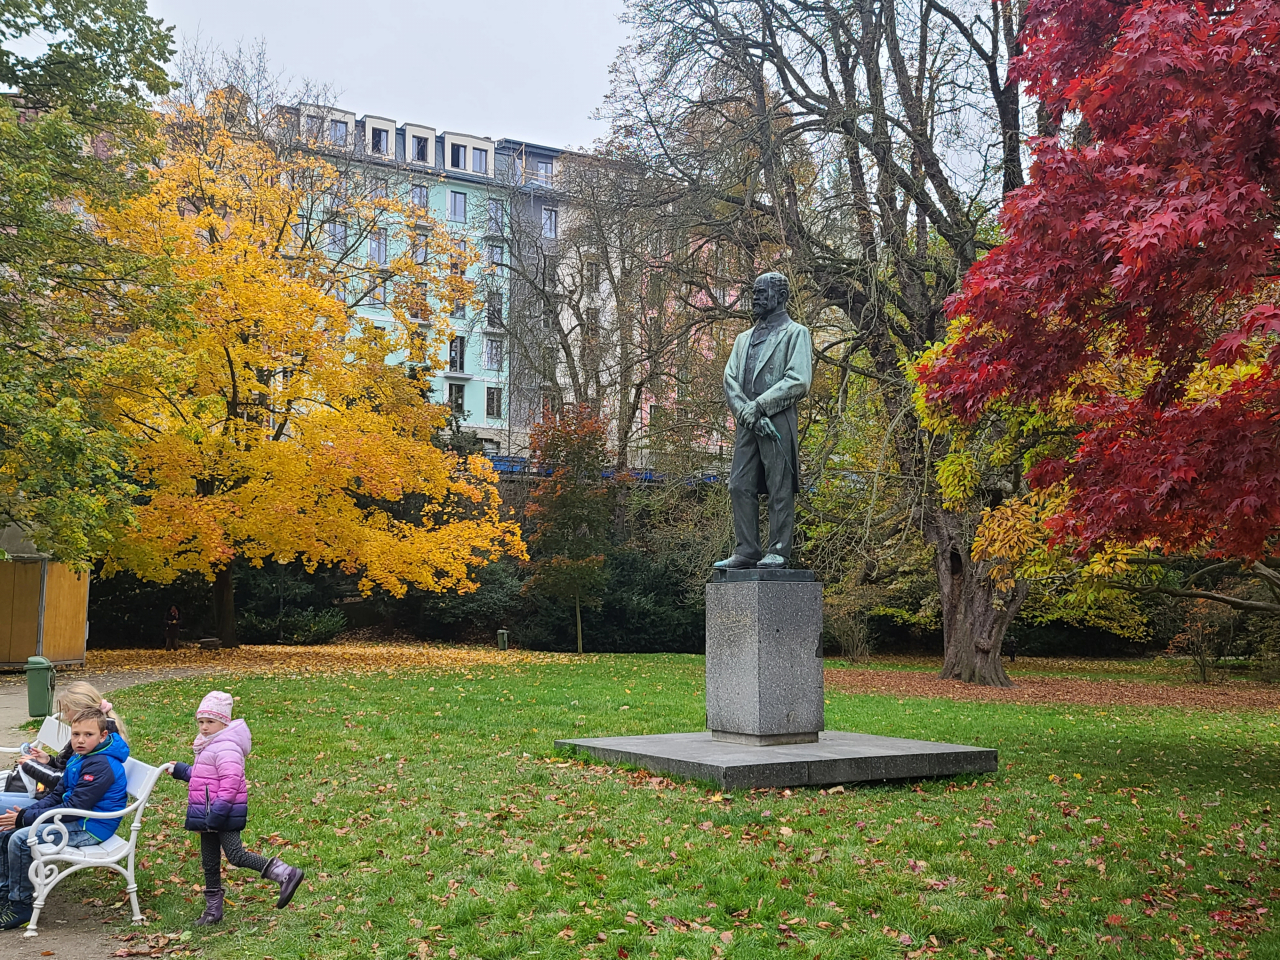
<box><xmin>751</xmin><ymin>272</ymin><xmax>790</xmax><ymax>321</ymax></box>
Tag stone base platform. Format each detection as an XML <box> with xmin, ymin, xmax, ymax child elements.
<box><xmin>555</xmin><ymin>731</ymin><xmax>997</xmax><ymax>791</ymax></box>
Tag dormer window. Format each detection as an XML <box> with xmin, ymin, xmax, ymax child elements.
<box><xmin>450</xmin><ymin>143</ymin><xmax>467</xmax><ymax>169</ymax></box>
<box><xmin>413</xmin><ymin>136</ymin><xmax>431</xmax><ymax>163</ymax></box>
<box><xmin>371</xmin><ymin>128</ymin><xmax>389</xmax><ymax>154</ymax></box>
<box><xmin>329</xmin><ymin>120</ymin><xmax>348</xmax><ymax>146</ymax></box>
<box><xmin>472</xmin><ymin>148</ymin><xmax>488</xmax><ymax>175</ymax></box>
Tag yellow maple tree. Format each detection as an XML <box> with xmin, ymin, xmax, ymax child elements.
<box><xmin>86</xmin><ymin>93</ymin><xmax>523</xmax><ymax>644</ymax></box>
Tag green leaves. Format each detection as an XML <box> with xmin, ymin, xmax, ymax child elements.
<box><xmin>0</xmin><ymin>3</ymin><xmax>173</xmax><ymax>563</ymax></box>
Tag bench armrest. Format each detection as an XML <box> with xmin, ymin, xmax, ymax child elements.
<box><xmin>27</xmin><ymin>763</ymin><xmax>173</xmax><ymax>856</ymax></box>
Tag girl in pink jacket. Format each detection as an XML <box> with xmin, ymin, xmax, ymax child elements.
<box><xmin>171</xmin><ymin>691</ymin><xmax>304</xmax><ymax>925</ymax></box>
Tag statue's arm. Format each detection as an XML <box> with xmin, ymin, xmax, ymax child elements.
<box><xmin>754</xmin><ymin>326</ymin><xmax>814</xmax><ymax>417</ymax></box>
<box><xmin>723</xmin><ymin>337</ymin><xmax>754</xmax><ymax>424</ymax></box>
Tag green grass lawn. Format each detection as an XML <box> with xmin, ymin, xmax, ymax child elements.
<box><xmin>86</xmin><ymin>654</ymin><xmax>1277</xmax><ymax>959</ymax></box>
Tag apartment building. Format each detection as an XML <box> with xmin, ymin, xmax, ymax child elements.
<box><xmin>288</xmin><ymin>103</ymin><xmax>511</xmax><ymax>456</ymax></box>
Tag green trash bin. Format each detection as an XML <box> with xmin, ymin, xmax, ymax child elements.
<box><xmin>25</xmin><ymin>656</ymin><xmax>55</xmax><ymax>719</ymax></box>
<box><xmin>497</xmin><ymin>629</ymin><xmax>509</xmax><ymax>652</ymax></box>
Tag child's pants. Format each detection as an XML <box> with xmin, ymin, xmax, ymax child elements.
<box><xmin>0</xmin><ymin>824</ymin><xmax>96</xmax><ymax>904</ymax></box>
<box><xmin>200</xmin><ymin>831</ymin><xmax>270</xmax><ymax>889</ymax></box>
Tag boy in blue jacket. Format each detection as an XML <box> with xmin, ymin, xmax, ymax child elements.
<box><xmin>0</xmin><ymin>709</ymin><xmax>130</xmax><ymax>930</ymax></box>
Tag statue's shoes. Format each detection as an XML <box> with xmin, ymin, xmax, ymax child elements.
<box><xmin>757</xmin><ymin>554</ymin><xmax>788</xmax><ymax>568</ymax></box>
<box><xmin>713</xmin><ymin>555</ymin><xmax>758</xmax><ymax>570</ymax></box>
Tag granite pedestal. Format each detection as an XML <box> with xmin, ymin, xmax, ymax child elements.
<box><xmin>556</xmin><ymin>731</ymin><xmax>997</xmax><ymax>790</ymax></box>
<box><xmin>558</xmin><ymin>566</ymin><xmax>997</xmax><ymax>790</ymax></box>
<box><xmin>705</xmin><ymin>569</ymin><xmax>823</xmax><ymax>745</ymax></box>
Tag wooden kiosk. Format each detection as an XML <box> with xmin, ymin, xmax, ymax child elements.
<box><xmin>0</xmin><ymin>526</ymin><xmax>88</xmax><ymax>669</ymax></box>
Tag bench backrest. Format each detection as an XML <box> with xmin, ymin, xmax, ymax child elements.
<box><xmin>34</xmin><ymin>716</ymin><xmax>69</xmax><ymax>753</ymax></box>
<box><xmin>122</xmin><ymin>758</ymin><xmax>161</xmax><ymax>803</ymax></box>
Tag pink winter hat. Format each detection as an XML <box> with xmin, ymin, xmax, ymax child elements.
<box><xmin>196</xmin><ymin>690</ymin><xmax>233</xmax><ymax>725</ymax></box>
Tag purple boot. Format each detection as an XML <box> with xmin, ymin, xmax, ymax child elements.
<box><xmin>262</xmin><ymin>857</ymin><xmax>305</xmax><ymax>909</ymax></box>
<box><xmin>195</xmin><ymin>888</ymin><xmax>224</xmax><ymax>926</ymax></box>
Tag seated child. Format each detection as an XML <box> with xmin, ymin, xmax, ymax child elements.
<box><xmin>0</xmin><ymin>709</ymin><xmax>130</xmax><ymax>931</ymax></box>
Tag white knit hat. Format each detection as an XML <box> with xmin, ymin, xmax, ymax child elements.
<box><xmin>196</xmin><ymin>690</ymin><xmax>233</xmax><ymax>725</ymax></box>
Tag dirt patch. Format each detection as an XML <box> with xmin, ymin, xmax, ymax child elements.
<box><xmin>825</xmin><ymin>667</ymin><xmax>1280</xmax><ymax>711</ymax></box>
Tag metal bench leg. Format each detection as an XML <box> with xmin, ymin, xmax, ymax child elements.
<box><xmin>23</xmin><ymin>897</ymin><xmax>46</xmax><ymax>938</ymax></box>
<box><xmin>127</xmin><ymin>884</ymin><xmax>143</xmax><ymax>924</ymax></box>
<box><xmin>24</xmin><ymin>864</ymin><xmax>55</xmax><ymax>938</ymax></box>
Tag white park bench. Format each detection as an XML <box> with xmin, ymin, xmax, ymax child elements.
<box><xmin>0</xmin><ymin>715</ymin><xmax>71</xmax><ymax>761</ymax></box>
<box><xmin>23</xmin><ymin>757</ymin><xmax>173</xmax><ymax>937</ymax></box>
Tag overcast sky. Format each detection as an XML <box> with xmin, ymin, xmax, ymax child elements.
<box><xmin>147</xmin><ymin>0</ymin><xmax>632</xmax><ymax>150</ymax></box>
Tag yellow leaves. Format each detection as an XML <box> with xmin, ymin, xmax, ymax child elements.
<box><xmin>935</xmin><ymin>451</ymin><xmax>980</xmax><ymax>511</ymax></box>
<box><xmin>85</xmin><ymin>96</ymin><xmax>523</xmax><ymax>594</ymax></box>
<box><xmin>83</xmin><ymin>640</ymin><xmax>583</xmax><ymax>679</ymax></box>
<box><xmin>971</xmin><ymin>485</ymin><xmax>1071</xmax><ymax>590</ymax></box>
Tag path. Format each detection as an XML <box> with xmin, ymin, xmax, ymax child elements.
<box><xmin>0</xmin><ymin>667</ymin><xmax>207</xmax><ymax>959</ymax></box>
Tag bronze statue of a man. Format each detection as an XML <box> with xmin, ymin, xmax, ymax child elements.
<box><xmin>714</xmin><ymin>272</ymin><xmax>813</xmax><ymax>570</ymax></box>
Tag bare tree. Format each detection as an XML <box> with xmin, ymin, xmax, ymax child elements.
<box><xmin>494</xmin><ymin>149</ymin><xmax>736</xmax><ymax>475</ymax></box>
<box><xmin>602</xmin><ymin>0</ymin><xmax>1034</xmax><ymax>685</ymax></box>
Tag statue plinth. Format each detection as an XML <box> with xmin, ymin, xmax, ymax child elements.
<box><xmin>705</xmin><ymin>569</ymin><xmax>824</xmax><ymax>746</ymax></box>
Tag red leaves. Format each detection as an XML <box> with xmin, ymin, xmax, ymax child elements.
<box><xmin>1209</xmin><ymin>305</ymin><xmax>1280</xmax><ymax>366</ymax></box>
<box><xmin>919</xmin><ymin>0</ymin><xmax>1280</xmax><ymax>560</ymax></box>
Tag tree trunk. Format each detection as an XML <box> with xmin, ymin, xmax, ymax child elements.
<box><xmin>213</xmin><ymin>566</ymin><xmax>238</xmax><ymax>648</ymax></box>
<box><xmin>575</xmin><ymin>589</ymin><xmax>583</xmax><ymax>655</ymax></box>
<box><xmin>925</xmin><ymin>513</ymin><xmax>1027</xmax><ymax>687</ymax></box>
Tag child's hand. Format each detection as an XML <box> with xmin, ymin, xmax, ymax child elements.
<box><xmin>0</xmin><ymin>809</ymin><xmax>20</xmax><ymax>831</ymax></box>
<box><xmin>22</xmin><ymin>748</ymin><xmax>49</xmax><ymax>765</ymax></box>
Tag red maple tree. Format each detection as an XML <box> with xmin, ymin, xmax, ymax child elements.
<box><xmin>920</xmin><ymin>0</ymin><xmax>1280</xmax><ymax>569</ymax></box>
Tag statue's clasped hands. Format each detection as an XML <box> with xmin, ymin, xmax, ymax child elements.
<box><xmin>743</xmin><ymin>401</ymin><xmax>782</xmax><ymax>442</ymax></box>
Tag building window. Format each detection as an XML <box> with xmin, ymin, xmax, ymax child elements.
<box><xmin>542</xmin><ymin>303</ymin><xmax>554</xmax><ymax>329</ymax></box>
<box><xmin>584</xmin><ymin>307</ymin><xmax>600</xmax><ymax>340</ymax></box>
<box><xmin>452</xmin><ymin>300</ymin><xmax>465</xmax><ymax>319</ymax></box>
<box><xmin>413</xmin><ymin>232</ymin><xmax>429</xmax><ymax>264</ymax></box>
<box><xmin>450</xmin><ymin>143</ymin><xmax>466</xmax><ymax>169</ymax></box>
<box><xmin>486</xmin><ymin>198</ymin><xmax>502</xmax><ymax>234</ymax></box>
<box><xmin>536</xmin><ymin>159</ymin><xmax>553</xmax><ymax>184</ymax></box>
<box><xmin>486</xmin><ymin>386</ymin><xmax>502</xmax><ymax>419</ymax></box>
<box><xmin>449</xmin><ymin>191</ymin><xmax>466</xmax><ymax>222</ymax></box>
<box><xmin>448</xmin><ymin>383</ymin><xmax>465</xmax><ymax>416</ymax></box>
<box><xmin>486</xmin><ymin>293</ymin><xmax>503</xmax><ymax>327</ymax></box>
<box><xmin>371</xmin><ymin>127</ymin><xmax>389</xmax><ymax>154</ymax></box>
<box><xmin>411</xmin><ymin>184</ymin><xmax>429</xmax><ymax>208</ymax></box>
<box><xmin>370</xmin><ymin>178</ymin><xmax>388</xmax><ymax>200</ymax></box>
<box><xmin>542</xmin><ymin>207</ymin><xmax>558</xmax><ymax>239</ymax></box>
<box><xmin>369</xmin><ymin>228</ymin><xmax>387</xmax><ymax>266</ymax></box>
<box><xmin>327</xmin><ymin>221</ymin><xmax>347</xmax><ymax>255</ymax></box>
<box><xmin>305</xmin><ymin>115</ymin><xmax>322</xmax><ymax>140</ymax></box>
<box><xmin>487</xmin><ymin>244</ymin><xmax>503</xmax><ymax>266</ymax></box>
<box><xmin>585</xmin><ymin>260</ymin><xmax>600</xmax><ymax>291</ymax></box>
<box><xmin>482</xmin><ymin>438</ymin><xmax>500</xmax><ymax>455</ymax></box>
<box><xmin>450</xmin><ymin>239</ymin><xmax>467</xmax><ymax>275</ymax></box>
<box><xmin>484</xmin><ymin>337</ymin><xmax>503</xmax><ymax>369</ymax></box>
<box><xmin>413</xmin><ymin>135</ymin><xmax>432</xmax><ymax>163</ymax></box>
<box><xmin>371</xmin><ymin>279</ymin><xmax>387</xmax><ymax>304</ymax></box>
<box><xmin>449</xmin><ymin>336</ymin><xmax>466</xmax><ymax>373</ymax></box>
<box><xmin>472</xmin><ymin>148</ymin><xmax>488</xmax><ymax>174</ymax></box>
<box><xmin>540</xmin><ymin>390</ymin><xmax>560</xmax><ymax>422</ymax></box>
<box><xmin>329</xmin><ymin>119</ymin><xmax>348</xmax><ymax>146</ymax></box>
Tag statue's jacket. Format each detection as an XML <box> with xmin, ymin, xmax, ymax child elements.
<box><xmin>723</xmin><ymin>313</ymin><xmax>813</xmax><ymax>495</ymax></box>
